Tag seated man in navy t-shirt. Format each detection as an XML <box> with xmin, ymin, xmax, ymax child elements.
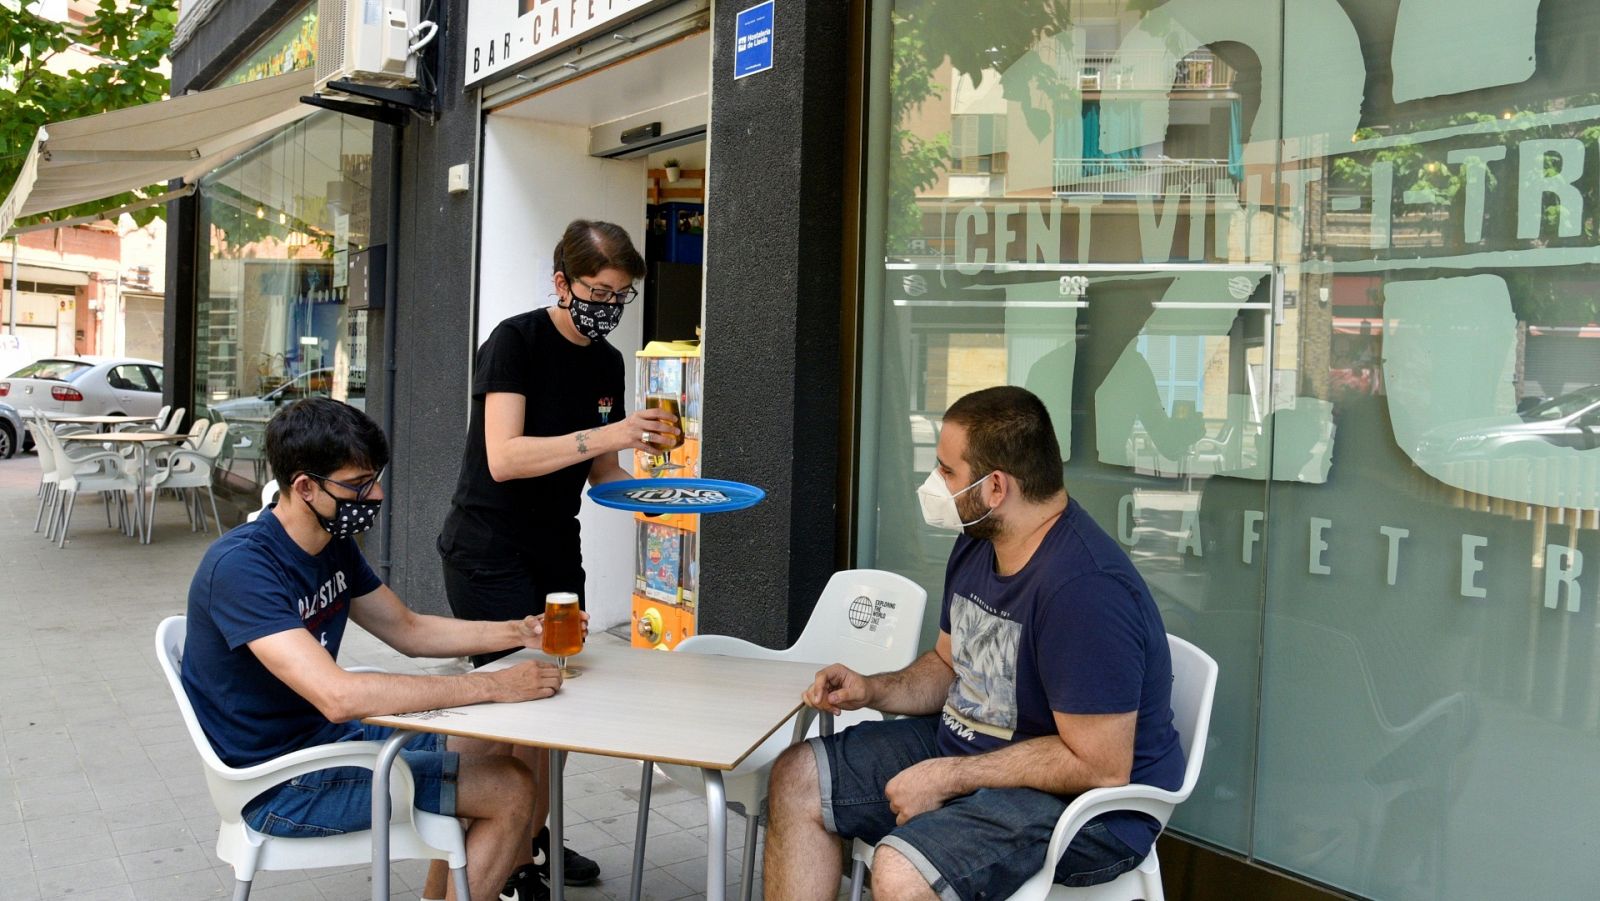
<box><xmin>183</xmin><ymin>398</ymin><xmax>573</xmax><ymax>901</ymax></box>
<box><xmin>765</xmin><ymin>386</ymin><xmax>1185</xmax><ymax>901</ymax></box>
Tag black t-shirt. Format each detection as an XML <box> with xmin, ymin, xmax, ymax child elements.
<box><xmin>441</xmin><ymin>308</ymin><xmax>625</xmax><ymax>562</ymax></box>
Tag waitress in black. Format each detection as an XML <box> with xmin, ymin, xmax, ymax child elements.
<box><xmin>437</xmin><ymin>219</ymin><xmax>677</xmax><ymax>896</ymax></box>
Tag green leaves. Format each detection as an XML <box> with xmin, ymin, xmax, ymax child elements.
<box><xmin>0</xmin><ymin>0</ymin><xmax>177</xmax><ymax>229</ymax></box>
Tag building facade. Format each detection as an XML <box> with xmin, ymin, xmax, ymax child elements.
<box><xmin>164</xmin><ymin>1</ymin><xmax>1600</xmax><ymax>899</ymax></box>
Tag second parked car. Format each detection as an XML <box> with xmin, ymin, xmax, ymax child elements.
<box><xmin>0</xmin><ymin>356</ymin><xmax>165</xmax><ymax>421</ymax></box>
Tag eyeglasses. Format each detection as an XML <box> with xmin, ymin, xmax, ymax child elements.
<box><xmin>568</xmin><ymin>272</ymin><xmax>639</xmax><ymax>305</ymax></box>
<box><xmin>306</xmin><ymin>467</ymin><xmax>385</xmax><ymax>501</ymax></box>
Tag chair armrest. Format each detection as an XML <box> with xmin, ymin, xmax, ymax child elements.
<box><xmin>210</xmin><ymin>739</ymin><xmax>427</xmax><ymax>826</ymax></box>
<box><xmin>1040</xmin><ymin>782</ymin><xmax>1184</xmax><ymax>874</ymax></box>
<box><xmin>676</xmin><ymin>634</ymin><xmax>784</xmax><ymax>660</ymax></box>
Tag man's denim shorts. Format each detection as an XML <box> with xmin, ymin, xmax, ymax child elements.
<box><xmin>808</xmin><ymin>716</ymin><xmax>1143</xmax><ymax>901</ymax></box>
<box><xmin>242</xmin><ymin>723</ymin><xmax>459</xmax><ymax>838</ymax></box>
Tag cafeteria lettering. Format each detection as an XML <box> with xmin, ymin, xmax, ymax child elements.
<box><xmin>1117</xmin><ymin>494</ymin><xmax>1591</xmax><ymax>613</ymax></box>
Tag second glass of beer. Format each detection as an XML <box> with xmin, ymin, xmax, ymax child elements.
<box><xmin>542</xmin><ymin>592</ymin><xmax>584</xmax><ymax>678</ymax></box>
<box><xmin>645</xmin><ymin>394</ymin><xmax>683</xmax><ymax>451</ymax></box>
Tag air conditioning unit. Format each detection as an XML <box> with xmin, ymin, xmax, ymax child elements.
<box><xmin>314</xmin><ymin>0</ymin><xmax>431</xmax><ymax>93</ymax></box>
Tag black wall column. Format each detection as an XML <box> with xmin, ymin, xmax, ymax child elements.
<box><xmin>380</xmin><ymin>0</ymin><xmax>481</xmax><ymax>615</ymax></box>
<box><xmin>160</xmin><ymin>191</ymin><xmax>197</xmax><ymax>414</ymax></box>
<box><xmin>700</xmin><ymin>2</ymin><xmax>854</xmax><ymax>647</ymax></box>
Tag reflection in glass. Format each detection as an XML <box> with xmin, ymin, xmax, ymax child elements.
<box><xmin>860</xmin><ymin>0</ymin><xmax>1600</xmax><ymax>898</ymax></box>
<box><xmin>193</xmin><ymin>112</ymin><xmax>373</xmax><ymax>514</ymax></box>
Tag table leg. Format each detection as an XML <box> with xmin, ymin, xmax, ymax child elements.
<box><xmin>372</xmin><ymin>730</ymin><xmax>415</xmax><ymax>901</ymax></box>
<box><xmin>550</xmin><ymin>749</ymin><xmax>567</xmax><ymax>901</ymax></box>
<box><xmin>704</xmin><ymin>769</ymin><xmax>727</xmax><ymax>901</ymax></box>
<box><xmin>137</xmin><ymin>444</ymin><xmax>151</xmax><ymax>544</ymax></box>
<box><xmin>629</xmin><ymin>761</ymin><xmax>653</xmax><ymax>901</ymax></box>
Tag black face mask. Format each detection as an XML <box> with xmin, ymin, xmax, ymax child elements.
<box><xmin>307</xmin><ymin>475</ymin><xmax>382</xmax><ymax>539</ymax></box>
<box><xmin>568</xmin><ymin>295</ymin><xmax>624</xmax><ymax>340</ymax></box>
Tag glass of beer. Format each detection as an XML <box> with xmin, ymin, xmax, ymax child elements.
<box><xmin>645</xmin><ymin>394</ymin><xmax>683</xmax><ymax>451</ymax></box>
<box><xmin>542</xmin><ymin>592</ymin><xmax>584</xmax><ymax>678</ymax></box>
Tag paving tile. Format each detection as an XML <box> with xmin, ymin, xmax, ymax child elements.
<box><xmin>656</xmin><ymin>799</ymin><xmax>711</xmax><ymax>830</ymax></box>
<box><xmin>22</xmin><ymin>809</ymin><xmax>110</xmax><ymax>845</ymax></box>
<box><xmin>591</xmin><ymin>811</ymin><xmax>682</xmax><ymax>846</ymax></box>
<box><xmin>600</xmin><ymin>867</ymin><xmax>698</xmax><ymax>901</ymax></box>
<box><xmin>93</xmin><ymin>779</ymin><xmax>172</xmax><ymax>809</ymax></box>
<box><xmin>0</xmin><ymin>872</ymin><xmax>41</xmax><ymax>901</ymax></box>
<box><xmin>33</xmin><ymin>858</ymin><xmax>129</xmax><ymax>900</ymax></box>
<box><xmin>119</xmin><ymin>840</ymin><xmax>214</xmax><ymax>881</ymax></box>
<box><xmin>111</xmin><ymin>820</ymin><xmax>202</xmax><ymax>856</ymax></box>
<box><xmin>642</xmin><ymin>829</ymin><xmax>710</xmax><ymax>869</ymax></box>
<box><xmin>0</xmin><ymin>801</ymin><xmax>20</xmax><ymax>826</ymax></box>
<box><xmin>13</xmin><ymin>771</ymin><xmax>91</xmax><ymax>800</ymax></box>
<box><xmin>237</xmin><ymin>883</ymin><xmax>326</xmax><ymax>901</ymax></box>
<box><xmin>568</xmin><ymin>790</ymin><xmax>646</xmax><ymax>823</ymax></box>
<box><xmin>29</xmin><ymin>831</ymin><xmax>118</xmax><ymax>871</ymax></box>
<box><xmin>22</xmin><ymin>789</ymin><xmax>102</xmax><ymax>819</ymax></box>
<box><xmin>129</xmin><ymin>867</ymin><xmax>226</xmax><ymax>901</ymax></box>
<box><xmin>101</xmin><ymin>799</ymin><xmax>184</xmax><ymax>832</ymax></box>
<box><xmin>56</xmin><ymin>886</ymin><xmax>137</xmax><ymax>901</ymax></box>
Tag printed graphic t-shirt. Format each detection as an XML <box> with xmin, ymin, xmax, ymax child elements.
<box><xmin>440</xmin><ymin>307</ymin><xmax>625</xmax><ymax>563</ymax></box>
<box><xmin>937</xmin><ymin>497</ymin><xmax>1185</xmax><ymax>855</ymax></box>
<box><xmin>182</xmin><ymin>509</ymin><xmax>382</xmax><ymax>767</ymax></box>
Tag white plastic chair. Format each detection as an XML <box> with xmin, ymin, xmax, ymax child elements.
<box><xmin>148</xmin><ymin>422</ymin><xmax>229</xmax><ymax>534</ymax></box>
<box><xmin>154</xmin><ymin>616</ymin><xmax>470</xmax><ymax>901</ymax></box>
<box><xmin>634</xmin><ymin>569</ymin><xmax>928</xmax><ymax>901</ymax></box>
<box><xmin>41</xmin><ymin>424</ymin><xmax>140</xmax><ymax>547</ymax></box>
<box><xmin>246</xmin><ymin>478</ymin><xmax>279</xmax><ymax>523</ymax></box>
<box><xmin>848</xmin><ymin>634</ymin><xmax>1219</xmax><ymax>901</ymax></box>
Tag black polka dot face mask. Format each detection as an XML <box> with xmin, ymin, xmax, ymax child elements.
<box><xmin>307</xmin><ymin>474</ymin><xmax>383</xmax><ymax>539</ymax></box>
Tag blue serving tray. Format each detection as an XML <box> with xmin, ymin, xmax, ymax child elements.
<box><xmin>587</xmin><ymin>477</ymin><xmax>766</xmax><ymax>514</ymax></box>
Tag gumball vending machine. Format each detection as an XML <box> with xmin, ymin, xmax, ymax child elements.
<box><xmin>630</xmin><ymin>341</ymin><xmax>702</xmax><ymax>649</ymax></box>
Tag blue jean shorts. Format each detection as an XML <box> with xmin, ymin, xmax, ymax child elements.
<box><xmin>242</xmin><ymin>723</ymin><xmax>459</xmax><ymax>838</ymax></box>
<box><xmin>809</xmin><ymin>717</ymin><xmax>1143</xmax><ymax>901</ymax></box>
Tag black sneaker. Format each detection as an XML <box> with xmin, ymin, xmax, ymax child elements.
<box><xmin>500</xmin><ymin>863</ymin><xmax>550</xmax><ymax>901</ymax></box>
<box><xmin>534</xmin><ymin>826</ymin><xmax>601</xmax><ymax>886</ymax></box>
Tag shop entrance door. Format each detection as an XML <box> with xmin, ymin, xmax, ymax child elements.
<box><xmin>476</xmin><ymin>28</ymin><xmax>711</xmax><ymax>632</ymax></box>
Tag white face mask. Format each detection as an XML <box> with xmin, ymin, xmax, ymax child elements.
<box><xmin>917</xmin><ymin>468</ymin><xmax>995</xmax><ymax>532</ymax></box>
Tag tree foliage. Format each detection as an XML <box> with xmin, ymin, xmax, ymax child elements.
<box><xmin>0</xmin><ymin>0</ymin><xmax>177</xmax><ymax>229</ymax></box>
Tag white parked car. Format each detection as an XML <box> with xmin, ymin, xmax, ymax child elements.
<box><xmin>0</xmin><ymin>356</ymin><xmax>165</xmax><ymax>420</ymax></box>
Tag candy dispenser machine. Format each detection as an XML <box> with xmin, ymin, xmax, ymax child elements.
<box><xmin>631</xmin><ymin>340</ymin><xmax>702</xmax><ymax>649</ymax></box>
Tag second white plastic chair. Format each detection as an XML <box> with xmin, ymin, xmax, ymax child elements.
<box><xmin>631</xmin><ymin>569</ymin><xmax>928</xmax><ymax>901</ymax></box>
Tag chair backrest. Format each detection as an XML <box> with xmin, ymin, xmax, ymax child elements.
<box><xmin>31</xmin><ymin>415</ymin><xmax>56</xmax><ymax>473</ymax></box>
<box><xmin>156</xmin><ymin>404</ymin><xmax>170</xmax><ymax>426</ymax></box>
<box><xmin>154</xmin><ymin>616</ymin><xmax>235</xmax><ymax>780</ymax></box>
<box><xmin>787</xmin><ymin>569</ymin><xmax>929</xmax><ymax>675</ymax></box>
<box><xmin>197</xmin><ymin>421</ymin><xmax>229</xmax><ymax>459</ymax></box>
<box><xmin>187</xmin><ymin>418</ymin><xmax>210</xmax><ymax>444</ymax></box>
<box><xmin>247</xmin><ymin>478</ymin><xmax>279</xmax><ymax>523</ymax></box>
<box><xmin>1165</xmin><ymin>634</ymin><xmax>1220</xmax><ymax>799</ymax></box>
<box><xmin>161</xmin><ymin>406</ymin><xmax>187</xmax><ymax>434</ymax></box>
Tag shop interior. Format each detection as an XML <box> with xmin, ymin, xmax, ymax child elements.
<box><xmin>479</xmin><ymin>31</ymin><xmax>709</xmax><ymax>636</ymax></box>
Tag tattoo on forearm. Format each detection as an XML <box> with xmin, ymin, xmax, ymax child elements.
<box><xmin>576</xmin><ymin>430</ymin><xmax>591</xmax><ymax>454</ymax></box>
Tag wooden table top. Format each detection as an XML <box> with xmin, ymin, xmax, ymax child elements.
<box><xmin>60</xmin><ymin>431</ymin><xmax>178</xmax><ymax>442</ymax></box>
<box><xmin>365</xmin><ymin>640</ymin><xmax>820</xmax><ymax>771</ymax></box>
<box><xmin>46</xmin><ymin>414</ymin><xmax>157</xmax><ymax>424</ymax></box>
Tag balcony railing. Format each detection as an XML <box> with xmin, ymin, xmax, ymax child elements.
<box><xmin>1053</xmin><ymin>158</ymin><xmax>1237</xmax><ymax>196</ymax></box>
<box><xmin>1077</xmin><ymin>49</ymin><xmax>1235</xmax><ymax>92</ymax></box>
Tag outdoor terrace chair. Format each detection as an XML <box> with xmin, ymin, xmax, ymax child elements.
<box><xmin>154</xmin><ymin>615</ymin><xmax>470</xmax><ymax>901</ymax></box>
<box><xmin>848</xmin><ymin>633</ymin><xmax>1219</xmax><ymax>901</ymax></box>
<box><xmin>632</xmin><ymin>568</ymin><xmax>928</xmax><ymax>901</ymax></box>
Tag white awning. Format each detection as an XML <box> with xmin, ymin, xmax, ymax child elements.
<box><xmin>0</xmin><ymin>69</ymin><xmax>318</xmax><ymax>238</ymax></box>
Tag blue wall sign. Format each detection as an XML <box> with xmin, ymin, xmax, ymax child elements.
<box><xmin>733</xmin><ymin>1</ymin><xmax>775</xmax><ymax>79</ymax></box>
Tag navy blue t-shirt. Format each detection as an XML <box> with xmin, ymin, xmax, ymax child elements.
<box><xmin>182</xmin><ymin>510</ymin><xmax>383</xmax><ymax>767</ymax></box>
<box><xmin>937</xmin><ymin>497</ymin><xmax>1184</xmax><ymax>855</ymax></box>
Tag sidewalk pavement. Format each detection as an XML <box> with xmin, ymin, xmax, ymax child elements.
<box><xmin>0</xmin><ymin>453</ymin><xmax>804</xmax><ymax>901</ymax></box>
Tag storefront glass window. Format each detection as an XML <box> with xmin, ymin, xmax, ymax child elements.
<box><xmin>858</xmin><ymin>1</ymin><xmax>1600</xmax><ymax>898</ymax></box>
<box><xmin>193</xmin><ymin>111</ymin><xmax>372</xmax><ymax>505</ymax></box>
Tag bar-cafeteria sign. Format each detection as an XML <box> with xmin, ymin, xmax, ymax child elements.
<box><xmin>466</xmin><ymin>0</ymin><xmax>666</xmax><ymax>87</ymax></box>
